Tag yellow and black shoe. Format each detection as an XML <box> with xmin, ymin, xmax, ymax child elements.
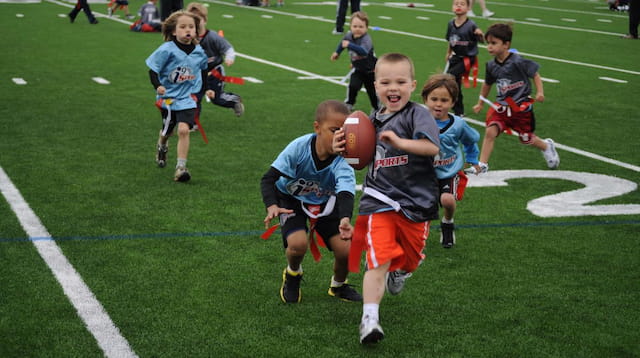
<box><xmin>328</xmin><ymin>283</ymin><xmax>362</xmax><ymax>302</ymax></box>
<box><xmin>280</xmin><ymin>268</ymin><xmax>302</xmax><ymax>303</ymax></box>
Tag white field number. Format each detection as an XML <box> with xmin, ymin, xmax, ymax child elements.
<box><xmin>467</xmin><ymin>170</ymin><xmax>640</xmax><ymax>217</ymax></box>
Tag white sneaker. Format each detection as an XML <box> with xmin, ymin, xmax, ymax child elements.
<box><xmin>359</xmin><ymin>316</ymin><xmax>384</xmax><ymax>344</ymax></box>
<box><xmin>482</xmin><ymin>9</ymin><xmax>495</xmax><ymax>17</ymax></box>
<box><xmin>542</xmin><ymin>138</ymin><xmax>560</xmax><ymax>169</ymax></box>
<box><xmin>467</xmin><ymin>10</ymin><xmax>477</xmax><ymax>17</ymax></box>
<box><xmin>385</xmin><ymin>270</ymin><xmax>412</xmax><ymax>295</ymax></box>
<box><xmin>332</xmin><ymin>29</ymin><xmax>343</xmax><ymax>35</ymax></box>
<box><xmin>463</xmin><ymin>162</ymin><xmax>489</xmax><ymax>175</ymax></box>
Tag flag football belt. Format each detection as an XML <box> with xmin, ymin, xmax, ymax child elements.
<box><xmin>261</xmin><ymin>196</ymin><xmax>337</xmax><ymax>262</ymax></box>
<box><xmin>209</xmin><ymin>69</ymin><xmax>245</xmax><ymax>85</ymax></box>
<box><xmin>155</xmin><ymin>96</ymin><xmax>209</xmax><ymax>143</ymax></box>
<box><xmin>462</xmin><ymin>56</ymin><xmax>478</xmax><ymax>88</ymax></box>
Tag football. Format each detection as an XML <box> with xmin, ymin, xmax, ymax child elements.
<box><xmin>342</xmin><ymin>110</ymin><xmax>376</xmax><ymax>170</ymax></box>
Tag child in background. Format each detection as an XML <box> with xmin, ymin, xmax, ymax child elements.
<box><xmin>421</xmin><ymin>74</ymin><xmax>480</xmax><ymax>249</ymax></box>
<box><xmin>445</xmin><ymin>0</ymin><xmax>484</xmax><ymax>116</ymax></box>
<box><xmin>334</xmin><ymin>53</ymin><xmax>440</xmax><ymax>344</ymax></box>
<box><xmin>186</xmin><ymin>3</ymin><xmax>244</xmax><ymax>117</ymax></box>
<box><xmin>137</xmin><ymin>0</ymin><xmax>162</xmax><ymax>32</ymax></box>
<box><xmin>146</xmin><ymin>11</ymin><xmax>214</xmax><ymax>182</ymax></box>
<box><xmin>330</xmin><ymin>11</ymin><xmax>379</xmax><ymax>112</ymax></box>
<box><xmin>471</xmin><ymin>23</ymin><xmax>559</xmax><ymax>174</ymax></box>
<box><xmin>68</xmin><ymin>0</ymin><xmax>99</xmax><ymax>24</ymax></box>
<box><xmin>261</xmin><ymin>100</ymin><xmax>362</xmax><ymax>304</ymax></box>
<box><xmin>108</xmin><ymin>0</ymin><xmax>135</xmax><ymax>19</ymax></box>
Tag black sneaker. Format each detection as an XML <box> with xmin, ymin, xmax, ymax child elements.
<box><xmin>68</xmin><ymin>13</ymin><xmax>76</xmax><ymax>23</ymax></box>
<box><xmin>174</xmin><ymin>166</ymin><xmax>191</xmax><ymax>182</ymax></box>
<box><xmin>328</xmin><ymin>283</ymin><xmax>362</xmax><ymax>302</ymax></box>
<box><xmin>156</xmin><ymin>144</ymin><xmax>168</xmax><ymax>168</ymax></box>
<box><xmin>440</xmin><ymin>222</ymin><xmax>455</xmax><ymax>248</ymax></box>
<box><xmin>280</xmin><ymin>268</ymin><xmax>302</xmax><ymax>303</ymax></box>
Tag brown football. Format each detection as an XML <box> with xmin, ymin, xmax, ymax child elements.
<box><xmin>342</xmin><ymin>110</ymin><xmax>376</xmax><ymax>170</ymax></box>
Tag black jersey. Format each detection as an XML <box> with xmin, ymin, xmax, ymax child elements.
<box><xmin>485</xmin><ymin>53</ymin><xmax>539</xmax><ymax>105</ymax></box>
<box><xmin>446</xmin><ymin>18</ymin><xmax>479</xmax><ymax>57</ymax></box>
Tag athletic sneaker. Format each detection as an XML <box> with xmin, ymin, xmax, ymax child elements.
<box><xmin>467</xmin><ymin>10</ymin><xmax>477</xmax><ymax>17</ymax></box>
<box><xmin>542</xmin><ymin>138</ymin><xmax>560</xmax><ymax>169</ymax></box>
<box><xmin>156</xmin><ymin>144</ymin><xmax>168</xmax><ymax>168</ymax></box>
<box><xmin>385</xmin><ymin>270</ymin><xmax>412</xmax><ymax>295</ymax></box>
<box><xmin>126</xmin><ymin>14</ymin><xmax>135</xmax><ymax>19</ymax></box>
<box><xmin>328</xmin><ymin>283</ymin><xmax>363</xmax><ymax>302</ymax></box>
<box><xmin>107</xmin><ymin>7</ymin><xmax>113</xmax><ymax>17</ymax></box>
<box><xmin>440</xmin><ymin>222</ymin><xmax>455</xmax><ymax>249</ymax></box>
<box><xmin>359</xmin><ymin>315</ymin><xmax>384</xmax><ymax>344</ymax></box>
<box><xmin>174</xmin><ymin>166</ymin><xmax>191</xmax><ymax>182</ymax></box>
<box><xmin>233</xmin><ymin>101</ymin><xmax>245</xmax><ymax>117</ymax></box>
<box><xmin>332</xmin><ymin>29</ymin><xmax>344</xmax><ymax>35</ymax></box>
<box><xmin>463</xmin><ymin>162</ymin><xmax>488</xmax><ymax>175</ymax></box>
<box><xmin>280</xmin><ymin>268</ymin><xmax>302</xmax><ymax>303</ymax></box>
<box><xmin>482</xmin><ymin>9</ymin><xmax>495</xmax><ymax>17</ymax></box>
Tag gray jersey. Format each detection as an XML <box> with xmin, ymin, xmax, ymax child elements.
<box><xmin>359</xmin><ymin>102</ymin><xmax>441</xmax><ymax>222</ymax></box>
<box><xmin>199</xmin><ymin>30</ymin><xmax>235</xmax><ymax>69</ymax></box>
<box><xmin>138</xmin><ymin>2</ymin><xmax>160</xmax><ymax>25</ymax></box>
<box><xmin>446</xmin><ymin>18</ymin><xmax>479</xmax><ymax>57</ymax></box>
<box><xmin>485</xmin><ymin>53</ymin><xmax>539</xmax><ymax>105</ymax></box>
<box><xmin>337</xmin><ymin>32</ymin><xmax>377</xmax><ymax>72</ymax></box>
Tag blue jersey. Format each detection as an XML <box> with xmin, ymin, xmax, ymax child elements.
<box><xmin>145</xmin><ymin>41</ymin><xmax>208</xmax><ymax>110</ymax></box>
<box><xmin>434</xmin><ymin>114</ymin><xmax>480</xmax><ymax>179</ymax></box>
<box><xmin>272</xmin><ymin>134</ymin><xmax>356</xmax><ymax>205</ymax></box>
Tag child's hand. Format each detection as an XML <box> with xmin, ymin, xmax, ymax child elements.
<box><xmin>264</xmin><ymin>205</ymin><xmax>292</xmax><ymax>229</ymax></box>
<box><xmin>341</xmin><ymin>40</ymin><xmax>350</xmax><ymax>48</ymax></box>
<box><xmin>332</xmin><ymin>127</ymin><xmax>346</xmax><ymax>154</ymax></box>
<box><xmin>157</xmin><ymin>86</ymin><xmax>166</xmax><ymax>96</ymax></box>
<box><xmin>474</xmin><ymin>28</ymin><xmax>485</xmax><ymax>43</ymax></box>
<box><xmin>379</xmin><ymin>130</ymin><xmax>400</xmax><ymax>147</ymax></box>
<box><xmin>535</xmin><ymin>93</ymin><xmax>545</xmax><ymax>103</ymax></box>
<box><xmin>205</xmin><ymin>89</ymin><xmax>215</xmax><ymax>100</ymax></box>
<box><xmin>338</xmin><ymin>217</ymin><xmax>353</xmax><ymax>240</ymax></box>
<box><xmin>330</xmin><ymin>52</ymin><xmax>339</xmax><ymax>61</ymax></box>
<box><xmin>473</xmin><ymin>103</ymin><xmax>483</xmax><ymax>113</ymax></box>
<box><xmin>224</xmin><ymin>58</ymin><xmax>234</xmax><ymax>66</ymax></box>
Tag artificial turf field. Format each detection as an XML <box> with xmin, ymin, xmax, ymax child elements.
<box><xmin>1</xmin><ymin>0</ymin><xmax>639</xmax><ymax>356</ymax></box>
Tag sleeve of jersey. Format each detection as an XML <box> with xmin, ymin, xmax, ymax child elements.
<box><xmin>145</xmin><ymin>46</ymin><xmax>167</xmax><ymax>74</ymax></box>
<box><xmin>334</xmin><ymin>160</ymin><xmax>356</xmax><ymax>196</ymax></box>
<box><xmin>522</xmin><ymin>58</ymin><xmax>540</xmax><ymax>78</ymax></box>
<box><xmin>413</xmin><ymin>107</ymin><xmax>440</xmax><ymax>148</ymax></box>
<box><xmin>460</xmin><ymin>123</ymin><xmax>480</xmax><ymax>165</ymax></box>
<box><xmin>484</xmin><ymin>62</ymin><xmax>495</xmax><ymax>85</ymax></box>
<box><xmin>270</xmin><ymin>137</ymin><xmax>303</xmax><ymax>180</ymax></box>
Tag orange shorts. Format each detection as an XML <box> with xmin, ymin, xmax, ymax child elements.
<box><xmin>354</xmin><ymin>211</ymin><xmax>430</xmax><ymax>273</ymax></box>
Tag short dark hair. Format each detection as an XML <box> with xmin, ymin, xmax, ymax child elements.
<box><xmin>485</xmin><ymin>23</ymin><xmax>513</xmax><ymax>43</ymax></box>
<box><xmin>421</xmin><ymin>74</ymin><xmax>459</xmax><ymax>105</ymax></box>
<box><xmin>316</xmin><ymin>100</ymin><xmax>350</xmax><ymax>123</ymax></box>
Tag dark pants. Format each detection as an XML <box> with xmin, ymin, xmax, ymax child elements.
<box><xmin>69</xmin><ymin>0</ymin><xmax>96</xmax><ymax>23</ymax></box>
<box><xmin>160</xmin><ymin>0</ymin><xmax>183</xmax><ymax>21</ymax></box>
<box><xmin>630</xmin><ymin>0</ymin><xmax>639</xmax><ymax>37</ymax></box>
<box><xmin>447</xmin><ymin>55</ymin><xmax>477</xmax><ymax>116</ymax></box>
<box><xmin>347</xmin><ymin>70</ymin><xmax>378</xmax><ymax>111</ymax></box>
<box><xmin>335</xmin><ymin>0</ymin><xmax>360</xmax><ymax>33</ymax></box>
<box><xmin>207</xmin><ymin>66</ymin><xmax>241</xmax><ymax>108</ymax></box>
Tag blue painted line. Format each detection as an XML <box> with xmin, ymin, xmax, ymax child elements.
<box><xmin>0</xmin><ymin>219</ymin><xmax>638</xmax><ymax>243</ymax></box>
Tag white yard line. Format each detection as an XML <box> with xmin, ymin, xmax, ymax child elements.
<box><xmin>0</xmin><ymin>166</ymin><xmax>138</xmax><ymax>358</ymax></box>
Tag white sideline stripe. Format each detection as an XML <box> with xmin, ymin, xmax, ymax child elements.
<box><xmin>599</xmin><ymin>76</ymin><xmax>628</xmax><ymax>83</ymax></box>
<box><xmin>0</xmin><ymin>166</ymin><xmax>138</xmax><ymax>358</ymax></box>
<box><xmin>235</xmin><ymin>53</ymin><xmax>639</xmax><ymax>173</ymax></box>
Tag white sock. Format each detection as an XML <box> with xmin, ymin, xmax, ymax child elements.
<box><xmin>177</xmin><ymin>158</ymin><xmax>187</xmax><ymax>168</ymax></box>
<box><xmin>362</xmin><ymin>303</ymin><xmax>379</xmax><ymax>322</ymax></box>
<box><xmin>287</xmin><ymin>265</ymin><xmax>302</xmax><ymax>274</ymax></box>
<box><xmin>331</xmin><ymin>276</ymin><xmax>345</xmax><ymax>288</ymax></box>
<box><xmin>442</xmin><ymin>217</ymin><xmax>454</xmax><ymax>224</ymax></box>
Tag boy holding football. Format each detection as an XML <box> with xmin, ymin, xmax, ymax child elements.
<box><xmin>260</xmin><ymin>100</ymin><xmax>362</xmax><ymax>304</ymax></box>
<box><xmin>471</xmin><ymin>23</ymin><xmax>559</xmax><ymax>174</ymax></box>
<box><xmin>334</xmin><ymin>53</ymin><xmax>440</xmax><ymax>344</ymax></box>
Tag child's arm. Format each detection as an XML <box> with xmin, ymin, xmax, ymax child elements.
<box><xmin>260</xmin><ymin>167</ymin><xmax>293</xmax><ymax>229</ymax></box>
<box><xmin>379</xmin><ymin>131</ymin><xmax>439</xmax><ymax>156</ymax></box>
<box><xmin>472</xmin><ymin>83</ymin><xmax>492</xmax><ymax>113</ymax></box>
<box><xmin>336</xmin><ymin>191</ymin><xmax>354</xmax><ymax>239</ymax></box>
<box><xmin>533</xmin><ymin>72</ymin><xmax>545</xmax><ymax>103</ymax></box>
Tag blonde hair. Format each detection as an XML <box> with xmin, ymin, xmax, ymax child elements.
<box><xmin>376</xmin><ymin>53</ymin><xmax>415</xmax><ymax>80</ymax></box>
<box><xmin>161</xmin><ymin>10</ymin><xmax>202</xmax><ymax>43</ymax></box>
<box><xmin>351</xmin><ymin>11</ymin><xmax>369</xmax><ymax>27</ymax></box>
<box><xmin>186</xmin><ymin>2</ymin><xmax>208</xmax><ymax>23</ymax></box>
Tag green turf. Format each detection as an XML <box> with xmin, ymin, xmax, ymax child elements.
<box><xmin>1</xmin><ymin>0</ymin><xmax>639</xmax><ymax>356</ymax></box>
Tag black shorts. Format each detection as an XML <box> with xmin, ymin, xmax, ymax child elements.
<box><xmin>438</xmin><ymin>170</ymin><xmax>468</xmax><ymax>203</ymax></box>
<box><xmin>160</xmin><ymin>108</ymin><xmax>196</xmax><ymax>134</ymax></box>
<box><xmin>276</xmin><ymin>191</ymin><xmax>340</xmax><ymax>251</ymax></box>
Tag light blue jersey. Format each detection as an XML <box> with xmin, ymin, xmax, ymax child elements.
<box><xmin>145</xmin><ymin>41</ymin><xmax>208</xmax><ymax>110</ymax></box>
<box><xmin>272</xmin><ymin>134</ymin><xmax>356</xmax><ymax>205</ymax></box>
<box><xmin>434</xmin><ymin>114</ymin><xmax>480</xmax><ymax>179</ymax></box>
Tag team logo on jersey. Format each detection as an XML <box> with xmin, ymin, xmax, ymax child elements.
<box><xmin>168</xmin><ymin>66</ymin><xmax>196</xmax><ymax>83</ymax></box>
<box><xmin>448</xmin><ymin>34</ymin><xmax>469</xmax><ymax>47</ymax></box>
<box><xmin>496</xmin><ymin>79</ymin><xmax>525</xmax><ymax>97</ymax></box>
<box><xmin>434</xmin><ymin>153</ymin><xmax>456</xmax><ymax>167</ymax></box>
<box><xmin>372</xmin><ymin>145</ymin><xmax>408</xmax><ymax>179</ymax></box>
<box><xmin>286</xmin><ymin>178</ymin><xmax>332</xmax><ymax>198</ymax></box>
